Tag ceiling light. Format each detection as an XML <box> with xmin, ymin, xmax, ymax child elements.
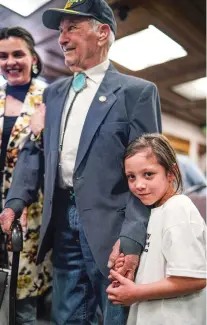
<box><xmin>109</xmin><ymin>25</ymin><xmax>187</xmax><ymax>71</ymax></box>
<box><xmin>1</xmin><ymin>0</ymin><xmax>51</xmax><ymax>17</ymax></box>
<box><xmin>172</xmin><ymin>77</ymin><xmax>207</xmax><ymax>101</ymax></box>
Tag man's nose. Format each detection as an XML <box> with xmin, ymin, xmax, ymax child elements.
<box><xmin>59</xmin><ymin>32</ymin><xmax>69</xmax><ymax>46</ymax></box>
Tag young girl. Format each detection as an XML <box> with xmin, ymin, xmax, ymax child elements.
<box><xmin>107</xmin><ymin>133</ymin><xmax>206</xmax><ymax>325</ymax></box>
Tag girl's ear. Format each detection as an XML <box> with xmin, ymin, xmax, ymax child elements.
<box><xmin>167</xmin><ymin>163</ymin><xmax>178</xmax><ymax>182</ymax></box>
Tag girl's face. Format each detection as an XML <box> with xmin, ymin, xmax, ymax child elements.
<box><xmin>125</xmin><ymin>150</ymin><xmax>175</xmax><ymax>207</ymax></box>
<box><xmin>0</xmin><ymin>36</ymin><xmax>37</xmax><ymax>86</ymax></box>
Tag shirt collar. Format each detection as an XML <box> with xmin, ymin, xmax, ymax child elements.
<box><xmin>74</xmin><ymin>59</ymin><xmax>110</xmax><ymax>84</ymax></box>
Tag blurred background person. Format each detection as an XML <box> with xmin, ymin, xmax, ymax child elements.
<box><xmin>0</xmin><ymin>27</ymin><xmax>52</xmax><ymax>325</ymax></box>
<box><xmin>176</xmin><ymin>152</ymin><xmax>206</xmax><ymax>221</ymax></box>
<box><xmin>177</xmin><ymin>153</ymin><xmax>206</xmax><ymax>193</ymax></box>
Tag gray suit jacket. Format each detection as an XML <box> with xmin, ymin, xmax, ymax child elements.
<box><xmin>6</xmin><ymin>64</ymin><xmax>162</xmax><ymax>277</ymax></box>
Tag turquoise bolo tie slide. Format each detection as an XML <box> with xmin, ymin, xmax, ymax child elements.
<box><xmin>72</xmin><ymin>73</ymin><xmax>87</xmax><ymax>93</ymax></box>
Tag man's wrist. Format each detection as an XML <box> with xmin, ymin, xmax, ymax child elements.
<box><xmin>5</xmin><ymin>199</ymin><xmax>25</xmax><ymax>215</ymax></box>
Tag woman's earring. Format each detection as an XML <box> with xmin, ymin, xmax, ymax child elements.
<box><xmin>32</xmin><ymin>64</ymin><xmax>38</xmax><ymax>75</ymax></box>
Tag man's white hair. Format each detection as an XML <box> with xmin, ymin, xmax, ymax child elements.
<box><xmin>89</xmin><ymin>18</ymin><xmax>115</xmax><ymax>49</ymax></box>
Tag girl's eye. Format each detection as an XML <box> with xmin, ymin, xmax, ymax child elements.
<box><xmin>144</xmin><ymin>172</ymin><xmax>153</xmax><ymax>178</ymax></box>
<box><xmin>126</xmin><ymin>174</ymin><xmax>135</xmax><ymax>180</ymax></box>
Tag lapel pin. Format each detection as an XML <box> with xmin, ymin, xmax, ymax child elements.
<box><xmin>99</xmin><ymin>96</ymin><xmax>107</xmax><ymax>102</ymax></box>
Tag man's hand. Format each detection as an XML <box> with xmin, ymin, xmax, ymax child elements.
<box><xmin>114</xmin><ymin>253</ymin><xmax>125</xmax><ymax>271</ymax></box>
<box><xmin>108</xmin><ymin>239</ymin><xmax>139</xmax><ymax>281</ymax></box>
<box><xmin>107</xmin><ymin>239</ymin><xmax>121</xmax><ymax>269</ymax></box>
<box><xmin>0</xmin><ymin>207</ymin><xmax>28</xmax><ymax>234</ymax></box>
<box><xmin>107</xmin><ymin>270</ymin><xmax>139</xmax><ymax>306</ymax></box>
<box><xmin>19</xmin><ymin>207</ymin><xmax>28</xmax><ymax>232</ymax></box>
<box><xmin>0</xmin><ymin>208</ymin><xmax>15</xmax><ymax>234</ymax></box>
<box><xmin>30</xmin><ymin>103</ymin><xmax>45</xmax><ymax>136</ymax></box>
<box><xmin>115</xmin><ymin>254</ymin><xmax>139</xmax><ymax>281</ymax></box>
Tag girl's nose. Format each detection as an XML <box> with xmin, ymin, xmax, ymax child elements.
<box><xmin>135</xmin><ymin>181</ymin><xmax>146</xmax><ymax>190</ymax></box>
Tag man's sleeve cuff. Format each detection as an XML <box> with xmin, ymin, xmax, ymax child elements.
<box><xmin>120</xmin><ymin>236</ymin><xmax>143</xmax><ymax>255</ymax></box>
<box><xmin>5</xmin><ymin>199</ymin><xmax>25</xmax><ymax>215</ymax></box>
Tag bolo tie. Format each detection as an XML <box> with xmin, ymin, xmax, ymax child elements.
<box><xmin>59</xmin><ymin>72</ymin><xmax>87</xmax><ymax>152</ymax></box>
<box><xmin>59</xmin><ymin>73</ymin><xmax>87</xmax><ymax>201</ymax></box>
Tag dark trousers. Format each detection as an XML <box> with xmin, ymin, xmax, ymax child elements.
<box><xmin>52</xmin><ymin>201</ymin><xmax>128</xmax><ymax>325</ymax></box>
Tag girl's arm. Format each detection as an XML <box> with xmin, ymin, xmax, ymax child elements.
<box><xmin>135</xmin><ymin>276</ymin><xmax>206</xmax><ymax>301</ymax></box>
<box><xmin>107</xmin><ymin>270</ymin><xmax>206</xmax><ymax>306</ymax></box>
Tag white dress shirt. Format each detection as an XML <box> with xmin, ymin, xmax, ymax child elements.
<box><xmin>58</xmin><ymin>59</ymin><xmax>110</xmax><ymax>188</ymax></box>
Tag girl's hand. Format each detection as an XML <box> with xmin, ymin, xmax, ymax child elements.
<box><xmin>106</xmin><ymin>270</ymin><xmax>139</xmax><ymax>306</ymax></box>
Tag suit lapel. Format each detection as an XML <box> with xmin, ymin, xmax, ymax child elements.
<box><xmin>74</xmin><ymin>65</ymin><xmax>121</xmax><ymax>173</ymax></box>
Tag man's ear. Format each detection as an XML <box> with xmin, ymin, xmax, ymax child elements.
<box><xmin>97</xmin><ymin>24</ymin><xmax>110</xmax><ymax>46</ymax></box>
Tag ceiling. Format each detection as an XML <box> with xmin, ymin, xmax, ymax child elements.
<box><xmin>0</xmin><ymin>0</ymin><xmax>206</xmax><ymax>126</ymax></box>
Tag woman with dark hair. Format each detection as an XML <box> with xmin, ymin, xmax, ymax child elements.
<box><xmin>0</xmin><ymin>27</ymin><xmax>52</xmax><ymax>325</ymax></box>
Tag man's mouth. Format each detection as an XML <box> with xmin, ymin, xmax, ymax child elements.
<box><xmin>62</xmin><ymin>46</ymin><xmax>76</xmax><ymax>53</ymax></box>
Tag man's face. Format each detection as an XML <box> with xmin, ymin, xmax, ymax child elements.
<box><xmin>58</xmin><ymin>18</ymin><xmax>100</xmax><ymax>72</ymax></box>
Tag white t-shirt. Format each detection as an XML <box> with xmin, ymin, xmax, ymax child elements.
<box><xmin>127</xmin><ymin>195</ymin><xmax>206</xmax><ymax>325</ymax></box>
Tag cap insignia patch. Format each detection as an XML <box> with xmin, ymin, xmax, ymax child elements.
<box><xmin>64</xmin><ymin>0</ymin><xmax>84</xmax><ymax>10</ymax></box>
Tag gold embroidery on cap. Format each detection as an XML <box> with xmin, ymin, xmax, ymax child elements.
<box><xmin>64</xmin><ymin>2</ymin><xmax>73</xmax><ymax>9</ymax></box>
<box><xmin>64</xmin><ymin>0</ymin><xmax>83</xmax><ymax>10</ymax></box>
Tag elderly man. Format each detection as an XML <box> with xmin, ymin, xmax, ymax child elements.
<box><xmin>1</xmin><ymin>0</ymin><xmax>162</xmax><ymax>324</ymax></box>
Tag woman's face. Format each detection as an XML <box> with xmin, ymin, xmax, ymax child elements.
<box><xmin>0</xmin><ymin>36</ymin><xmax>37</xmax><ymax>86</ymax></box>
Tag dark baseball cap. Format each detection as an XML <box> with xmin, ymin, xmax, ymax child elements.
<box><xmin>42</xmin><ymin>0</ymin><xmax>117</xmax><ymax>35</ymax></box>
